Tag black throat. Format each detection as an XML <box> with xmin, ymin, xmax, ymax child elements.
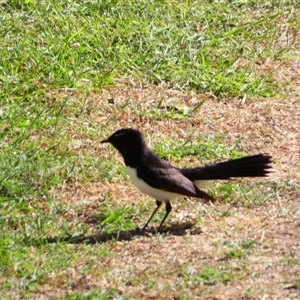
<box><xmin>119</xmin><ymin>144</ymin><xmax>150</xmax><ymax>168</ymax></box>
<box><xmin>116</xmin><ymin>137</ymin><xmax>151</xmax><ymax>168</ymax></box>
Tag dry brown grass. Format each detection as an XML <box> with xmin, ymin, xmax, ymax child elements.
<box><xmin>36</xmin><ymin>11</ymin><xmax>300</xmax><ymax>298</ymax></box>
<box><xmin>3</xmin><ymin>3</ymin><xmax>300</xmax><ymax>300</ymax></box>
<box><xmin>47</xmin><ymin>63</ymin><xmax>300</xmax><ymax>299</ymax></box>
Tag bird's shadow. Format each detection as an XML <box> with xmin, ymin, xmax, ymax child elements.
<box><xmin>37</xmin><ymin>222</ymin><xmax>201</xmax><ymax>245</ymax></box>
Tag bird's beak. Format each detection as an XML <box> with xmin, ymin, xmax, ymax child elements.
<box><xmin>101</xmin><ymin>138</ymin><xmax>109</xmax><ymax>143</ymax></box>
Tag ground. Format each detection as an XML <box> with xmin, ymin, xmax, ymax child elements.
<box><xmin>51</xmin><ymin>82</ymin><xmax>300</xmax><ymax>299</ymax></box>
<box><xmin>1</xmin><ymin>2</ymin><xmax>300</xmax><ymax>299</ymax></box>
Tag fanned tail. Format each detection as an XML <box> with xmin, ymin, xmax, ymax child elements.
<box><xmin>180</xmin><ymin>154</ymin><xmax>272</xmax><ymax>181</ymax></box>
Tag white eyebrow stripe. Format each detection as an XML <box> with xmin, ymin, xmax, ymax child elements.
<box><xmin>114</xmin><ymin>132</ymin><xmax>126</xmax><ymax>137</ymax></box>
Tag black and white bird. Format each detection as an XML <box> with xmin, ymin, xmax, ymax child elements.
<box><xmin>101</xmin><ymin>128</ymin><xmax>272</xmax><ymax>231</ymax></box>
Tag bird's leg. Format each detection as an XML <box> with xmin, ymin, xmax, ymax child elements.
<box><xmin>157</xmin><ymin>201</ymin><xmax>172</xmax><ymax>232</ymax></box>
<box><xmin>142</xmin><ymin>200</ymin><xmax>162</xmax><ymax>231</ymax></box>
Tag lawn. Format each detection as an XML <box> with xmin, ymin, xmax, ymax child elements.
<box><xmin>0</xmin><ymin>1</ymin><xmax>299</xmax><ymax>299</ymax></box>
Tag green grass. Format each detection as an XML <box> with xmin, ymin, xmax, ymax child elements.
<box><xmin>1</xmin><ymin>0</ymin><xmax>291</xmax><ymax>99</ymax></box>
<box><xmin>180</xmin><ymin>265</ymin><xmax>235</xmax><ymax>286</ymax></box>
<box><xmin>213</xmin><ymin>239</ymin><xmax>258</xmax><ymax>260</ymax></box>
<box><xmin>281</xmin><ymin>252</ymin><xmax>300</xmax><ymax>265</ymax></box>
<box><xmin>153</xmin><ymin>134</ymin><xmax>244</xmax><ymax>162</ymax></box>
<box><xmin>0</xmin><ymin>0</ymin><xmax>299</xmax><ymax>299</ymax></box>
<box><xmin>63</xmin><ymin>290</ymin><xmax>130</xmax><ymax>300</ymax></box>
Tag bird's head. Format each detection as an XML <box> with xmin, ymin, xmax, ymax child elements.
<box><xmin>101</xmin><ymin>128</ymin><xmax>146</xmax><ymax>157</ymax></box>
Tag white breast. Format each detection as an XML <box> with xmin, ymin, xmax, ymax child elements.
<box><xmin>126</xmin><ymin>166</ymin><xmax>183</xmax><ymax>202</ymax></box>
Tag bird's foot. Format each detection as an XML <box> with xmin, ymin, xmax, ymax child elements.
<box><xmin>136</xmin><ymin>224</ymin><xmax>158</xmax><ymax>234</ymax></box>
<box><xmin>135</xmin><ymin>226</ymin><xmax>145</xmax><ymax>232</ymax></box>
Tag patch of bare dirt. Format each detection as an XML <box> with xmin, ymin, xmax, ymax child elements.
<box><xmin>49</xmin><ymin>27</ymin><xmax>300</xmax><ymax>297</ymax></box>
<box><xmin>49</xmin><ymin>81</ymin><xmax>300</xmax><ymax>299</ymax></box>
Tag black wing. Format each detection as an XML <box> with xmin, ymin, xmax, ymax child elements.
<box><xmin>137</xmin><ymin>153</ymin><xmax>213</xmax><ymax>201</ymax></box>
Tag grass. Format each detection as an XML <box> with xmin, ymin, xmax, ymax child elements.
<box><xmin>180</xmin><ymin>266</ymin><xmax>235</xmax><ymax>287</ymax></box>
<box><xmin>1</xmin><ymin>0</ymin><xmax>300</xmax><ymax>299</ymax></box>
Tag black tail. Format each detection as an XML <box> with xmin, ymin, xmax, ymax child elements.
<box><xmin>180</xmin><ymin>154</ymin><xmax>272</xmax><ymax>181</ymax></box>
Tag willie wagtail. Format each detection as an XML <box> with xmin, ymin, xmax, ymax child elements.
<box><xmin>101</xmin><ymin>128</ymin><xmax>272</xmax><ymax>231</ymax></box>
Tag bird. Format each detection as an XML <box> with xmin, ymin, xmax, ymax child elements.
<box><xmin>101</xmin><ymin>128</ymin><xmax>272</xmax><ymax>231</ymax></box>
